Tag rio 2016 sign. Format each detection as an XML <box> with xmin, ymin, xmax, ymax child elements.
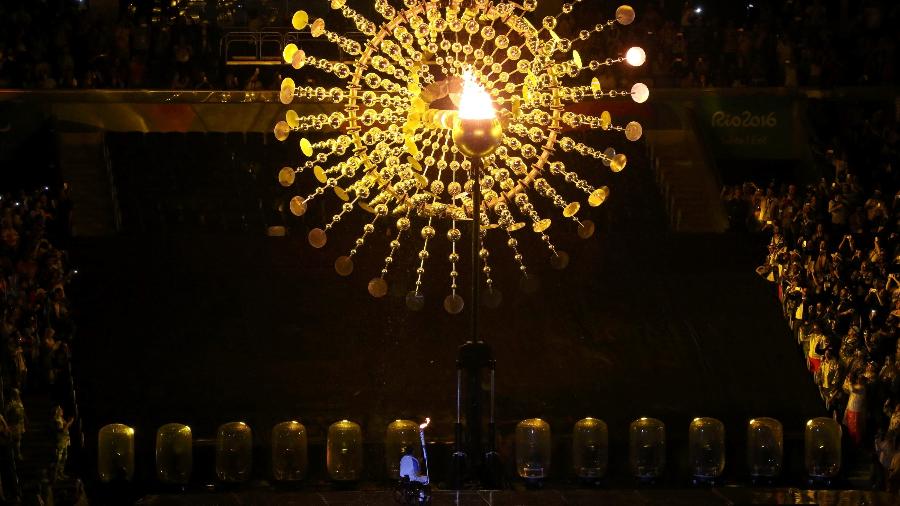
<box><xmin>698</xmin><ymin>96</ymin><xmax>799</xmax><ymax>160</ymax></box>
<box><xmin>711</xmin><ymin>111</ymin><xmax>778</xmax><ymax>129</ymax></box>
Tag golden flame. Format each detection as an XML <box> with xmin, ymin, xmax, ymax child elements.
<box><xmin>457</xmin><ymin>71</ymin><xmax>495</xmax><ymax>120</ymax></box>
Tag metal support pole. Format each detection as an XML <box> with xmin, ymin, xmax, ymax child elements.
<box><xmin>471</xmin><ymin>156</ymin><xmax>482</xmax><ymax>343</ymax></box>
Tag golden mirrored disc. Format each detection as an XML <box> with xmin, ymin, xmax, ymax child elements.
<box><xmin>548</xmin><ymin>28</ymin><xmax>561</xmax><ymax>42</ymax></box>
<box><xmin>483</xmin><ymin>287</ymin><xmax>502</xmax><ymax>308</ymax></box>
<box><xmin>407</xmin><ymin>80</ymin><xmax>421</xmax><ymax>95</ymax></box>
<box><xmin>440</xmin><ymin>110</ymin><xmax>457</xmax><ymax>130</ymax></box>
<box><xmin>411</xmin><ymin>96</ymin><xmax>428</xmax><ymax>111</ymax></box>
<box><xmin>300</xmin><ymin>138</ymin><xmax>314</xmax><ymax>157</ymax></box>
<box><xmin>334</xmin><ymin>187</ymin><xmax>349</xmax><ymax>201</ymax></box>
<box><xmin>532</xmin><ymin>218</ymin><xmax>552</xmax><ymax>233</ymax></box>
<box><xmin>572</xmin><ymin>49</ymin><xmax>582</xmax><ymax>69</ymax></box>
<box><xmin>431</xmin><ymin>109</ymin><xmax>444</xmax><ymax>128</ymax></box>
<box><xmin>588</xmin><ymin>186</ymin><xmax>609</xmax><ymax>206</ymax></box>
<box><xmin>289</xmin><ymin>196</ymin><xmax>307</xmax><ymax>216</ymax></box>
<box><xmin>313</xmin><ymin>165</ymin><xmax>327</xmax><ymax>183</ymax></box>
<box><xmin>405</xmin><ymin>138</ymin><xmax>419</xmax><ymax>157</ymax></box>
<box><xmin>414</xmin><ymin>173</ymin><xmax>428</xmax><ymax>189</ymax></box>
<box><xmin>330</xmin><ymin>0</ymin><xmax>346</xmax><ymax>9</ymax></box>
<box><xmin>282</xmin><ymin>43</ymin><xmax>298</xmax><ymax>64</ymax></box>
<box><xmin>368</xmin><ymin>277</ymin><xmax>388</xmax><ymax>298</ymax></box>
<box><xmin>550</xmin><ymin>251</ymin><xmax>569</xmax><ymax>270</ymax></box>
<box><xmin>405</xmin><ymin>290</ymin><xmax>425</xmax><ymax>311</ymax></box>
<box><xmin>407</xmin><ymin>156</ymin><xmax>422</xmax><ymax>171</ymax></box>
<box><xmin>310</xmin><ymin>18</ymin><xmax>326</xmax><ymax>37</ymax></box>
<box><xmin>334</xmin><ymin>255</ymin><xmax>354</xmax><ymax>276</ymax></box>
<box><xmin>420</xmin><ymin>81</ymin><xmax>445</xmax><ymax>103</ymax></box>
<box><xmin>507</xmin><ymin>222</ymin><xmax>525</xmax><ymax>232</ymax></box>
<box><xmin>625</xmin><ymin>121</ymin><xmax>643</xmax><ymax>141</ymax></box>
<box><xmin>563</xmin><ymin>202</ymin><xmax>580</xmax><ymax>218</ymax></box>
<box><xmin>274</xmin><ymin>121</ymin><xmax>290</xmax><ymax>142</ymax></box>
<box><xmin>601</xmin><ymin>147</ymin><xmax>616</xmax><ymax>167</ymax></box>
<box><xmin>616</xmin><ymin>5</ymin><xmax>635</xmax><ymax>25</ymax></box>
<box><xmin>278</xmin><ymin>167</ymin><xmax>296</xmax><ymax>187</ymax></box>
<box><xmin>610</xmin><ymin>153</ymin><xmax>628</xmax><ymax>173</ymax></box>
<box><xmin>291</xmin><ymin>49</ymin><xmax>306</xmax><ymax>69</ymax></box>
<box><xmin>443</xmin><ymin>294</ymin><xmax>464</xmax><ymax>314</ymax></box>
<box><xmin>600</xmin><ymin>111</ymin><xmax>612</xmax><ymax>130</ymax></box>
<box><xmin>577</xmin><ymin>219</ymin><xmax>595</xmax><ymax>239</ymax></box>
<box><xmin>281</xmin><ymin>77</ymin><xmax>296</xmax><ymax>91</ymax></box>
<box><xmin>279</xmin><ymin>87</ymin><xmax>294</xmax><ymax>105</ymax></box>
<box><xmin>291</xmin><ymin>10</ymin><xmax>309</xmax><ymax>30</ymax></box>
<box><xmin>511</xmin><ymin>96</ymin><xmax>521</xmax><ymax>116</ymax></box>
<box><xmin>308</xmin><ymin>228</ymin><xmax>327</xmax><ymax>248</ymax></box>
<box><xmin>590</xmin><ymin>77</ymin><xmax>602</xmax><ymax>93</ymax></box>
<box><xmin>359</xmin><ymin>202</ymin><xmax>375</xmax><ymax>213</ymax></box>
<box><xmin>519</xmin><ymin>275</ymin><xmax>540</xmax><ymax>294</ymax></box>
<box><xmin>285</xmin><ymin>110</ymin><xmax>300</xmax><ymax>128</ymax></box>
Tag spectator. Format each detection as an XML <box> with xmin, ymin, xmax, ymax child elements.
<box><xmin>6</xmin><ymin>389</ymin><xmax>25</xmax><ymax>461</ymax></box>
<box><xmin>733</xmin><ymin>103</ymin><xmax>897</xmax><ymax>486</ymax></box>
<box><xmin>1</xmin><ymin>1</ymin><xmax>899</xmax><ymax>89</ymax></box>
<box><xmin>53</xmin><ymin>406</ymin><xmax>72</xmax><ymax>481</ymax></box>
<box><xmin>844</xmin><ymin>371</ymin><xmax>868</xmax><ymax>446</ymax></box>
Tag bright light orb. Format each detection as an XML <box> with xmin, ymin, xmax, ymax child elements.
<box><xmin>458</xmin><ymin>72</ymin><xmax>496</xmax><ymax>120</ymax></box>
<box><xmin>625</xmin><ymin>47</ymin><xmax>646</xmax><ymax>67</ymax></box>
<box><xmin>631</xmin><ymin>82</ymin><xmax>650</xmax><ymax>103</ymax></box>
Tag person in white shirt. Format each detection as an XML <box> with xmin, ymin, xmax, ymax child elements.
<box><xmin>399</xmin><ymin>448</ymin><xmax>428</xmax><ymax>484</ymax></box>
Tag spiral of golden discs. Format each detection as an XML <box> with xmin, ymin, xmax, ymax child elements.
<box><xmin>274</xmin><ymin>0</ymin><xmax>649</xmax><ymax>312</ymax></box>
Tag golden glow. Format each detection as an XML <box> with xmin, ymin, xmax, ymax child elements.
<box><xmin>458</xmin><ymin>71</ymin><xmax>495</xmax><ymax>120</ymax></box>
<box><xmin>291</xmin><ymin>10</ymin><xmax>308</xmax><ymax>30</ymax></box>
<box><xmin>625</xmin><ymin>47</ymin><xmax>646</xmax><ymax>67</ymax></box>
<box><xmin>274</xmin><ymin>0</ymin><xmax>649</xmax><ymax>311</ymax></box>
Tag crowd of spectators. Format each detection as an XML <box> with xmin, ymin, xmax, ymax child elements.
<box><xmin>0</xmin><ymin>186</ymin><xmax>77</xmax><ymax>501</ymax></box>
<box><xmin>0</xmin><ymin>0</ymin><xmax>897</xmax><ymax>90</ymax></box>
<box><xmin>0</xmin><ymin>0</ymin><xmax>222</xmax><ymax>90</ymax></box>
<box><xmin>625</xmin><ymin>0</ymin><xmax>898</xmax><ymax>88</ymax></box>
<box><xmin>722</xmin><ymin>105</ymin><xmax>899</xmax><ymax>489</ymax></box>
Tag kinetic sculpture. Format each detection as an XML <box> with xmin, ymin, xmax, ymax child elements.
<box><xmin>275</xmin><ymin>0</ymin><xmax>647</xmax><ymax>312</ymax></box>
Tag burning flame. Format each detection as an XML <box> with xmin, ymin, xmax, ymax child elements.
<box><xmin>457</xmin><ymin>71</ymin><xmax>495</xmax><ymax>120</ymax></box>
<box><xmin>419</xmin><ymin>417</ymin><xmax>431</xmax><ymax>430</ymax></box>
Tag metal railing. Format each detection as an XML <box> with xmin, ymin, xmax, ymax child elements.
<box><xmin>220</xmin><ymin>30</ymin><xmax>367</xmax><ymax>65</ymax></box>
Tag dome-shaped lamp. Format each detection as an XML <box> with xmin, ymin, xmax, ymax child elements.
<box><xmin>805</xmin><ymin>417</ymin><xmax>841</xmax><ymax>486</ymax></box>
<box><xmin>573</xmin><ymin>417</ymin><xmax>608</xmax><ymax>481</ymax></box>
<box><xmin>327</xmin><ymin>419</ymin><xmax>363</xmax><ymax>481</ymax></box>
<box><xmin>688</xmin><ymin>417</ymin><xmax>725</xmax><ymax>484</ymax></box>
<box><xmin>98</xmin><ymin>423</ymin><xmax>135</xmax><ymax>483</ymax></box>
<box><xmin>272</xmin><ymin>421</ymin><xmax>308</xmax><ymax>481</ymax></box>
<box><xmin>747</xmin><ymin>417</ymin><xmax>782</xmax><ymax>484</ymax></box>
<box><xmin>215</xmin><ymin>422</ymin><xmax>253</xmax><ymax>483</ymax></box>
<box><xmin>156</xmin><ymin>423</ymin><xmax>192</xmax><ymax>485</ymax></box>
<box><xmin>385</xmin><ymin>419</ymin><xmax>421</xmax><ymax>480</ymax></box>
<box><xmin>629</xmin><ymin>417</ymin><xmax>665</xmax><ymax>482</ymax></box>
<box><xmin>515</xmin><ymin>418</ymin><xmax>551</xmax><ymax>481</ymax></box>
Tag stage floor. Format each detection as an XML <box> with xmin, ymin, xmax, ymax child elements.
<box><xmin>135</xmin><ymin>488</ymin><xmax>897</xmax><ymax>506</ymax></box>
